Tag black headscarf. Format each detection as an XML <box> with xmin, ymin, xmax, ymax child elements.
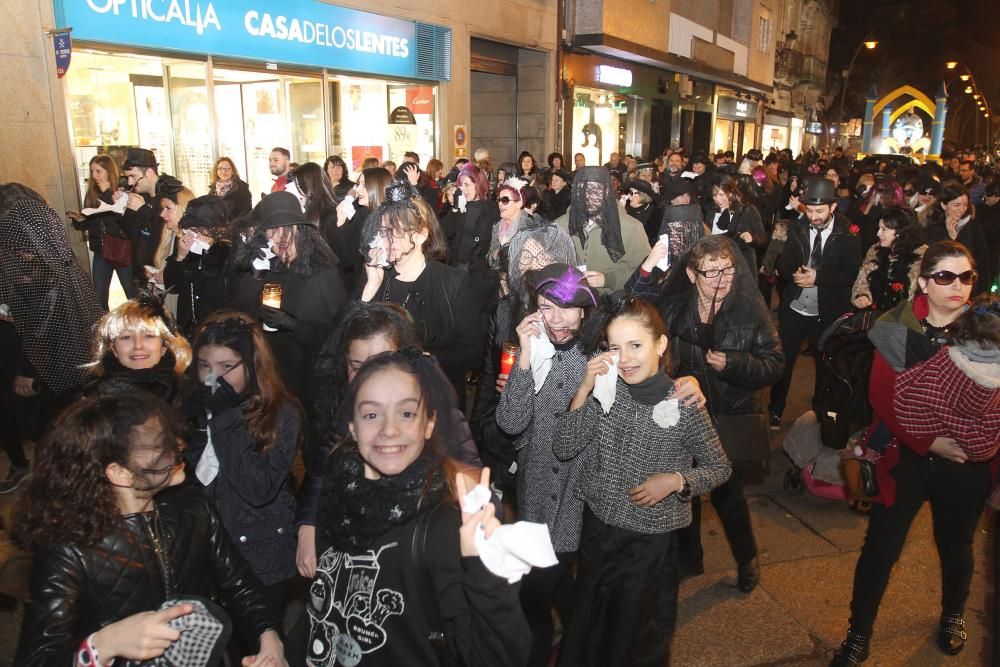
<box><xmin>0</xmin><ymin>184</ymin><xmax>103</xmax><ymax>393</ymax></box>
<box><xmin>568</xmin><ymin>167</ymin><xmax>626</xmax><ymax>262</ymax></box>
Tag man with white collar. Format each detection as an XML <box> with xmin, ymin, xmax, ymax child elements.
<box><xmin>768</xmin><ymin>178</ymin><xmax>862</xmax><ymax>429</ymax></box>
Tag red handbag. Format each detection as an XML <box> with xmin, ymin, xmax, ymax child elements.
<box><xmin>100</xmin><ymin>221</ymin><xmax>133</xmax><ymax>269</ymax></box>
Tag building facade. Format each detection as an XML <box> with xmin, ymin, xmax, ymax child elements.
<box><xmin>6</xmin><ymin>0</ymin><xmax>558</xmax><ymax>269</ymax></box>
<box><xmin>562</xmin><ymin>0</ymin><xmax>776</xmax><ymax>160</ymax></box>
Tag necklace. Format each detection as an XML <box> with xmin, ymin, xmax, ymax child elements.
<box><xmin>382</xmin><ymin>276</ymin><xmax>414</xmax><ymax>309</ymax></box>
<box><xmin>141</xmin><ymin>510</ymin><xmax>175</xmax><ymax>597</ymax></box>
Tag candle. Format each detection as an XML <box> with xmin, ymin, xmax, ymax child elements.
<box><xmin>499</xmin><ymin>342</ymin><xmax>518</xmax><ymax>377</ymax></box>
<box><xmin>261</xmin><ymin>283</ymin><xmax>282</xmax><ymax>331</ymax></box>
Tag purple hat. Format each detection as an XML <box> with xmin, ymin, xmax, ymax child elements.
<box><xmin>527</xmin><ymin>263</ymin><xmax>599</xmax><ymax>308</ymax></box>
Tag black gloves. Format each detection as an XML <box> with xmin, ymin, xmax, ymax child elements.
<box><xmin>198</xmin><ymin>375</ymin><xmax>242</xmax><ymax>414</ymax></box>
<box><xmin>260</xmin><ymin>305</ymin><xmax>298</xmax><ymax>333</ymax></box>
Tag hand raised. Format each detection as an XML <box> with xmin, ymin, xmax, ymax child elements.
<box><xmin>457</xmin><ymin>467</ymin><xmax>500</xmax><ymax>557</ymax></box>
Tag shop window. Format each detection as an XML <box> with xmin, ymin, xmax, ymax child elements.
<box><xmin>166</xmin><ymin>62</ymin><xmax>211</xmax><ymax>193</ymax></box>
<box><xmin>570</xmin><ymin>87</ymin><xmax>628</xmax><ymax>167</ymax></box>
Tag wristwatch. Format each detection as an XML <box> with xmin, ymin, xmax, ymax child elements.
<box><xmin>677</xmin><ymin>473</ymin><xmax>691</xmax><ymax>500</ymax></box>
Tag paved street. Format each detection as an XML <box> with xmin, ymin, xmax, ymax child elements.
<box><xmin>0</xmin><ymin>355</ymin><xmax>994</xmax><ymax>666</ymax></box>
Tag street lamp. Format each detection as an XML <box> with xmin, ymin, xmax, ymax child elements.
<box><xmin>836</xmin><ymin>33</ymin><xmax>878</xmax><ymax>131</ymax></box>
<box><xmin>960</xmin><ymin>74</ymin><xmax>970</xmax><ymax>82</ymax></box>
<box><xmin>946</xmin><ymin>61</ymin><xmax>958</xmax><ymax>69</ymax></box>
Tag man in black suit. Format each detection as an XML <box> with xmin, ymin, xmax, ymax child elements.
<box><xmin>768</xmin><ymin>178</ymin><xmax>863</xmax><ymax>428</ymax></box>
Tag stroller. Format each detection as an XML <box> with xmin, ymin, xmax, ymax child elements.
<box><xmin>782</xmin><ymin>309</ymin><xmax>878</xmax><ymax>501</ymax></box>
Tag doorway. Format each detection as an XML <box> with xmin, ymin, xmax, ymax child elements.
<box><xmin>649</xmin><ymin>100</ymin><xmax>673</xmax><ymax>157</ymax></box>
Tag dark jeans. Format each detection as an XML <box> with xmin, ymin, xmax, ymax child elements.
<box><xmin>92</xmin><ymin>253</ymin><xmax>136</xmax><ymax>310</ymax></box>
<box><xmin>769</xmin><ymin>309</ymin><xmax>825</xmax><ymax>417</ymax></box>
<box><xmin>677</xmin><ymin>466</ymin><xmax>757</xmax><ymax>570</ymax></box>
<box><xmin>0</xmin><ymin>392</ymin><xmax>28</xmax><ymax>469</ymax></box>
<box><xmin>520</xmin><ymin>552</ymin><xmax>576</xmax><ymax>667</ymax></box>
<box><xmin>847</xmin><ymin>446</ymin><xmax>993</xmax><ymax>636</ymax></box>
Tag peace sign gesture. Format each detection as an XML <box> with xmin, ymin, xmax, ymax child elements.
<box><xmin>456</xmin><ymin>467</ymin><xmax>500</xmax><ymax>557</ymax></box>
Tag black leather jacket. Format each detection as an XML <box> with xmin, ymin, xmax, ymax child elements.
<box><xmin>15</xmin><ymin>487</ymin><xmax>278</xmax><ymax>665</ymax></box>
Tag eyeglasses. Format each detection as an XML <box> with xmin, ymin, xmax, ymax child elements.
<box><xmin>696</xmin><ymin>266</ymin><xmax>736</xmax><ymax>279</ymax></box>
<box><xmin>629</xmin><ymin>190</ymin><xmax>640</xmax><ymax>196</ymax></box>
<box><xmin>498</xmin><ymin>196</ymin><xmax>517</xmax><ymax>205</ymax></box>
<box><xmin>922</xmin><ymin>270</ymin><xmax>978</xmax><ymax>286</ymax></box>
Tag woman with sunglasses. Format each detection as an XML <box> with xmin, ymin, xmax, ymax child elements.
<box><xmin>832</xmin><ymin>240</ymin><xmax>989</xmax><ymax>666</ymax></box>
<box><xmin>922</xmin><ymin>181</ymin><xmax>992</xmax><ymax>296</ymax></box>
<box><xmin>658</xmin><ymin>236</ymin><xmax>783</xmax><ymax>592</ymax></box>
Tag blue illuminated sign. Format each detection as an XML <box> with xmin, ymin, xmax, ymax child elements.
<box><xmin>55</xmin><ymin>0</ymin><xmax>434</xmax><ymax>79</ymax></box>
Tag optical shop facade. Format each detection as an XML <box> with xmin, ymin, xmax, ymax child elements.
<box><xmin>14</xmin><ymin>0</ymin><xmax>557</xmax><ymax>240</ymax></box>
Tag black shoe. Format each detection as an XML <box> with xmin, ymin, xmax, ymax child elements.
<box><xmin>769</xmin><ymin>411</ymin><xmax>781</xmax><ymax>430</ymax></box>
<box><xmin>0</xmin><ymin>466</ymin><xmax>28</xmax><ymax>495</ymax></box>
<box><xmin>936</xmin><ymin>613</ymin><xmax>966</xmax><ymax>655</ymax></box>
<box><xmin>737</xmin><ymin>557</ymin><xmax>759</xmax><ymax>593</ymax></box>
<box><xmin>830</xmin><ymin>630</ymin><xmax>870</xmax><ymax>666</ymax></box>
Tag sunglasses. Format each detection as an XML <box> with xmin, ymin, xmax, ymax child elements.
<box><xmin>922</xmin><ymin>270</ymin><xmax>978</xmax><ymax>286</ymax></box>
<box><xmin>498</xmin><ymin>196</ymin><xmax>517</xmax><ymax>205</ymax></box>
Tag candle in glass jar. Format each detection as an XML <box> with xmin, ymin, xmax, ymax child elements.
<box><xmin>499</xmin><ymin>342</ymin><xmax>518</xmax><ymax>377</ymax></box>
<box><xmin>261</xmin><ymin>283</ymin><xmax>283</xmax><ymax>309</ymax></box>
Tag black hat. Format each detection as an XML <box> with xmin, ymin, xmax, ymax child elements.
<box><xmin>550</xmin><ymin>168</ymin><xmax>573</xmax><ymax>184</ymax></box>
<box><xmin>914</xmin><ymin>175</ymin><xmax>941</xmax><ymax>196</ymax></box>
<box><xmin>636</xmin><ymin>162</ymin><xmax>656</xmax><ymax>173</ymax></box>
<box><xmin>253</xmin><ymin>191</ymin><xmax>312</xmax><ymax>230</ymax></box>
<box><xmin>800</xmin><ymin>178</ymin><xmax>837</xmax><ymax>205</ymax></box>
<box><xmin>181</xmin><ymin>195</ymin><xmax>230</xmax><ymax>230</ymax></box>
<box><xmin>627</xmin><ymin>179</ymin><xmax>657</xmax><ymax>200</ymax></box>
<box><xmin>156</xmin><ymin>175</ymin><xmax>185</xmax><ymax>202</ymax></box>
<box><xmin>661</xmin><ymin>178</ymin><xmax>694</xmax><ymax>204</ymax></box>
<box><xmin>690</xmin><ymin>153</ymin><xmax>710</xmax><ymax>167</ymax></box>
<box><xmin>123</xmin><ymin>147</ymin><xmax>158</xmax><ymax>170</ymax></box>
<box><xmin>746</xmin><ymin>149</ymin><xmax>764</xmax><ymax>161</ymax></box>
<box><xmin>527</xmin><ymin>263</ymin><xmax>599</xmax><ymax>308</ymax></box>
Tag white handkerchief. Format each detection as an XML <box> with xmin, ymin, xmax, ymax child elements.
<box><xmin>655</xmin><ymin>234</ymin><xmax>671</xmax><ymax>271</ymax></box>
<box><xmin>195</xmin><ymin>416</ymin><xmax>219</xmax><ymax>486</ymax></box>
<box><xmin>338</xmin><ymin>196</ymin><xmax>357</xmax><ymax>221</ymax></box>
<box><xmin>251</xmin><ymin>240</ymin><xmax>276</xmax><ymax>271</ymax></box>
<box><xmin>368</xmin><ymin>235</ymin><xmax>391</xmax><ymax>268</ymax></box>
<box><xmin>529</xmin><ymin>321</ymin><xmax>556</xmax><ymax>393</ymax></box>
<box><xmin>81</xmin><ymin>196</ymin><xmax>128</xmax><ymax>217</ymax></box>
<box><xmin>474</xmin><ymin>522</ymin><xmax>558</xmax><ymax>583</ymax></box>
<box><xmin>460</xmin><ymin>483</ymin><xmax>493</xmax><ymax>514</ymax></box>
<box><xmin>652</xmin><ymin>399</ymin><xmax>681</xmax><ymax>429</ymax></box>
<box><xmin>188</xmin><ymin>237</ymin><xmax>211</xmax><ymax>256</ymax></box>
<box><xmin>593</xmin><ymin>351</ymin><xmax>618</xmax><ymax>413</ymax></box>
<box><xmin>681</xmin><ymin>171</ymin><xmax>698</xmax><ymax>180</ymax></box>
<box><xmin>458</xmin><ymin>196</ymin><xmax>467</xmax><ymax>213</ymax></box>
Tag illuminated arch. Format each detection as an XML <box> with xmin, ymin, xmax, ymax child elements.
<box><xmin>889</xmin><ymin>99</ymin><xmax>934</xmax><ymax>125</ymax></box>
<box><xmin>873</xmin><ymin>86</ymin><xmax>935</xmax><ymax>117</ymax></box>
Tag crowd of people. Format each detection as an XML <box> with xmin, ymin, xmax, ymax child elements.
<box><xmin>1</xmin><ymin>136</ymin><xmax>999</xmax><ymax>666</ymax></box>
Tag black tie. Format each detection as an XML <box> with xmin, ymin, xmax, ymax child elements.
<box><xmin>809</xmin><ymin>229</ymin><xmax>824</xmax><ymax>269</ymax></box>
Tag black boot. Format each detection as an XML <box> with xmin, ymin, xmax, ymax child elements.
<box><xmin>737</xmin><ymin>557</ymin><xmax>759</xmax><ymax>593</ymax></box>
<box><xmin>830</xmin><ymin>630</ymin><xmax>870</xmax><ymax>666</ymax></box>
<box><xmin>935</xmin><ymin>613</ymin><xmax>966</xmax><ymax>655</ymax></box>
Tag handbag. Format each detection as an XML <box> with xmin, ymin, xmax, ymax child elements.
<box><xmin>711</xmin><ymin>413</ymin><xmax>771</xmax><ymax>462</ymax></box>
<box><xmin>412</xmin><ymin>501</ymin><xmax>466</xmax><ymax>667</ymax></box>
<box><xmin>100</xmin><ymin>220</ymin><xmax>133</xmax><ymax>268</ymax></box>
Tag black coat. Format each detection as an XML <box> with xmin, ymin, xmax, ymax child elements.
<box><xmin>660</xmin><ymin>291</ymin><xmax>784</xmax><ymax>416</ymax></box>
<box><xmin>356</xmin><ymin>261</ymin><xmax>484</xmax><ymax>388</ymax></box>
<box><xmin>775</xmin><ymin>212</ymin><xmax>864</xmax><ymax>326</ymax></box>
<box><xmin>162</xmin><ymin>241</ymin><xmax>232</xmax><ymax>336</ymax></box>
<box><xmin>441</xmin><ymin>199</ymin><xmax>501</xmax><ymax>316</ymax></box>
<box><xmin>322</xmin><ymin>205</ymin><xmax>367</xmax><ymax>295</ymax></box>
<box><xmin>16</xmin><ymin>487</ymin><xmax>277</xmax><ymax>665</ymax></box>
<box><xmin>543</xmin><ymin>187</ymin><xmax>571</xmax><ymax>220</ymax></box>
<box><xmin>210</xmin><ymin>178</ymin><xmax>253</xmax><ymax>219</ymax></box>
<box><xmin>74</xmin><ymin>189</ymin><xmax>126</xmax><ymax>253</ymax></box>
<box><xmin>121</xmin><ymin>192</ymin><xmax>163</xmax><ymax>280</ymax></box>
<box><xmin>232</xmin><ymin>266</ymin><xmax>348</xmax><ymax>400</ymax></box>
<box><xmin>924</xmin><ymin>215</ymin><xmax>992</xmax><ymax>296</ymax></box>
<box><xmin>185</xmin><ymin>402</ymin><xmax>300</xmax><ymax>585</ymax></box>
<box><xmin>705</xmin><ymin>204</ymin><xmax>767</xmax><ymax>273</ymax></box>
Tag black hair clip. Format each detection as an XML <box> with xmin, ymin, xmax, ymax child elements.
<box><xmin>134</xmin><ymin>288</ymin><xmax>178</xmax><ymax>335</ymax></box>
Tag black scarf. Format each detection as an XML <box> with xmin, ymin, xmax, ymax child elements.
<box><xmin>625</xmin><ymin>372</ymin><xmax>672</xmax><ymax>405</ymax></box>
<box><xmin>319</xmin><ymin>442</ymin><xmax>450</xmax><ymax>552</ymax></box>
<box><xmin>715</xmin><ymin>208</ymin><xmax>733</xmax><ymax>232</ymax></box>
<box><xmin>94</xmin><ymin>352</ymin><xmax>179</xmax><ymax>402</ymax></box>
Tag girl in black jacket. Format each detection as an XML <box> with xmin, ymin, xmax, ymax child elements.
<box><xmin>184</xmin><ymin>311</ymin><xmax>302</xmax><ymax>613</ymax></box>
<box><xmin>13</xmin><ymin>390</ymin><xmax>283</xmax><ymax>666</ymax></box>
<box><xmin>293</xmin><ymin>350</ymin><xmax>529</xmax><ymax>666</ymax></box>
<box><xmin>358</xmin><ymin>181</ymin><xmax>484</xmax><ymax>395</ymax></box>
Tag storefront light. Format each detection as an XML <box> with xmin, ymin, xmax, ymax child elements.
<box><xmin>597</xmin><ymin>65</ymin><xmax>633</xmax><ymax>88</ymax></box>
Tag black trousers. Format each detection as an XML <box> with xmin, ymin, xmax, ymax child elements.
<box><xmin>677</xmin><ymin>466</ymin><xmax>757</xmax><ymax>570</ymax></box>
<box><xmin>557</xmin><ymin>508</ymin><xmax>679</xmax><ymax>667</ymax></box>
<box><xmin>520</xmin><ymin>551</ymin><xmax>576</xmax><ymax>667</ymax></box>
<box><xmin>847</xmin><ymin>446</ymin><xmax>993</xmax><ymax>636</ymax></box>
<box><xmin>769</xmin><ymin>309</ymin><xmax>825</xmax><ymax>417</ymax></box>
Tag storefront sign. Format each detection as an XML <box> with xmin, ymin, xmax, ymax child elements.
<box><xmin>805</xmin><ymin>121</ymin><xmax>823</xmax><ymax>134</ymax></box>
<box><xmin>406</xmin><ymin>87</ymin><xmax>434</xmax><ymax>115</ymax></box>
<box><xmin>55</xmin><ymin>0</ymin><xmax>446</xmax><ymax>79</ymax></box>
<box><xmin>388</xmin><ymin>106</ymin><xmax>416</xmax><ymax>125</ymax></box>
<box><xmin>596</xmin><ymin>65</ymin><xmax>632</xmax><ymax>88</ymax></box>
<box><xmin>454</xmin><ymin>124</ymin><xmax>467</xmax><ymax>158</ymax></box>
<box><xmin>53</xmin><ymin>28</ymin><xmax>73</xmax><ymax>78</ymax></box>
<box><xmin>717</xmin><ymin>96</ymin><xmax>758</xmax><ymax>119</ymax></box>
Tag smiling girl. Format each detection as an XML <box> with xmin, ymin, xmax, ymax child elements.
<box><xmin>553</xmin><ymin>296</ymin><xmax>729</xmax><ymax>666</ymax></box>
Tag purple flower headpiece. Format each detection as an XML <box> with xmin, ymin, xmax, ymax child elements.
<box><xmin>530</xmin><ymin>264</ymin><xmax>599</xmax><ymax>308</ymax></box>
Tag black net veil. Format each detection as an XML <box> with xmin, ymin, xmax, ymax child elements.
<box><xmin>568</xmin><ymin>166</ymin><xmax>626</xmax><ymax>262</ymax></box>
<box><xmin>507</xmin><ymin>219</ymin><xmax>577</xmax><ymax>299</ymax></box>
<box><xmin>0</xmin><ymin>184</ymin><xmax>103</xmax><ymax>393</ymax></box>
